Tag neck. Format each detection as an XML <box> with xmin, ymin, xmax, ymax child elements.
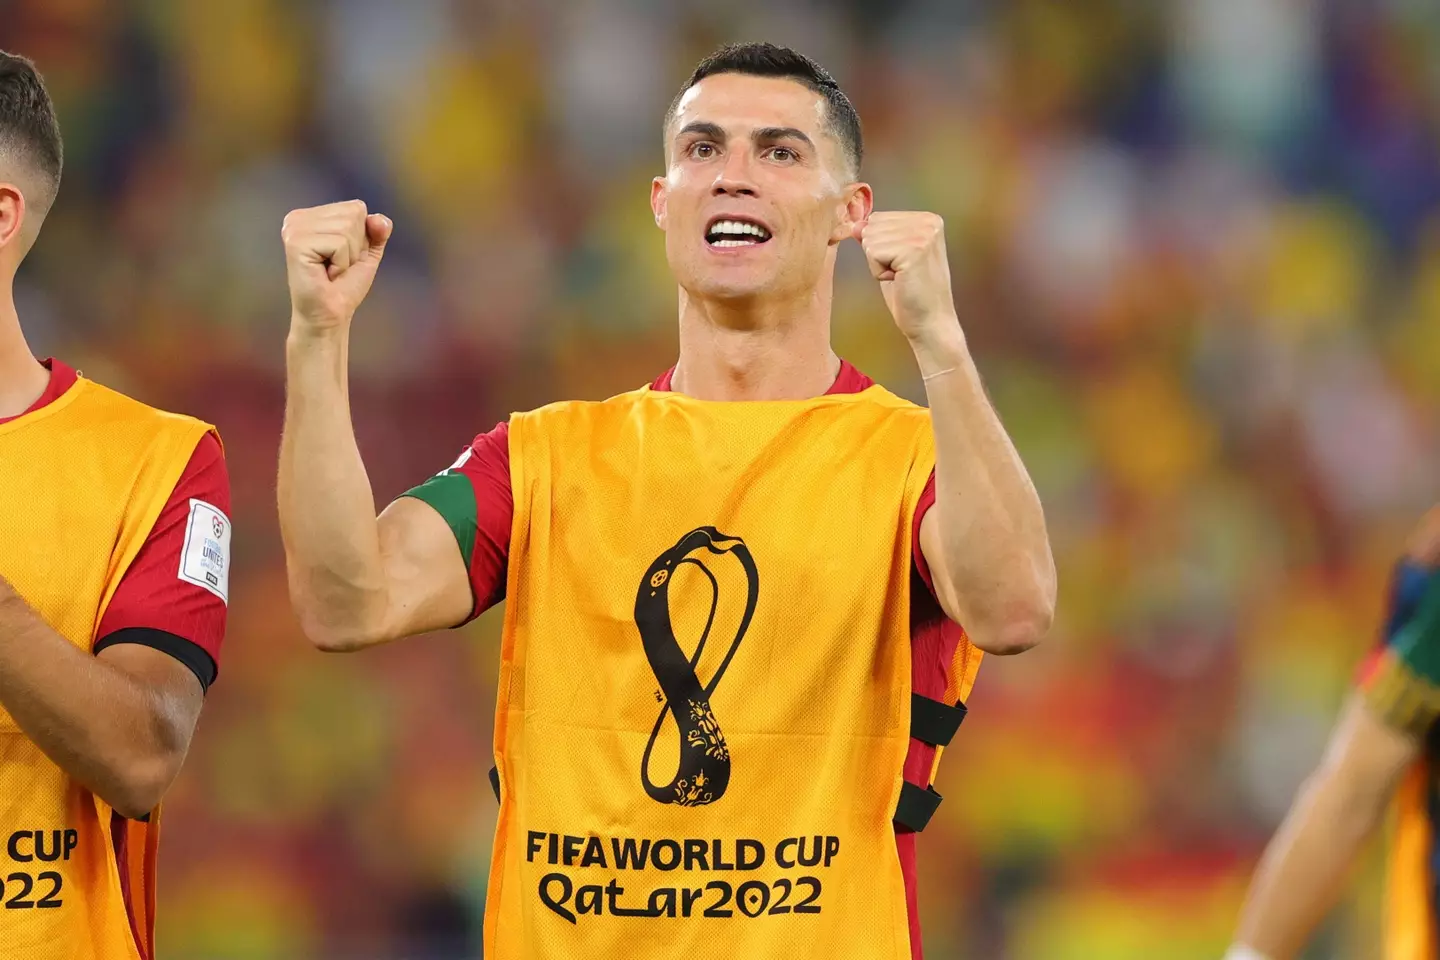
<box><xmin>671</xmin><ymin>287</ymin><xmax>839</xmax><ymax>401</ymax></box>
<box><xmin>0</xmin><ymin>286</ymin><xmax>47</xmax><ymax>420</ymax></box>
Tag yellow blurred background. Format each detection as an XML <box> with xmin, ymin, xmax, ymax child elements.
<box><xmin>6</xmin><ymin>0</ymin><xmax>1440</xmax><ymax>957</ymax></box>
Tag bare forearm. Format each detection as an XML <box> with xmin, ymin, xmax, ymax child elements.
<box><xmin>0</xmin><ymin>595</ymin><xmax>185</xmax><ymax>816</ymax></box>
<box><xmin>1235</xmin><ymin>773</ymin><xmax>1387</xmax><ymax>959</ymax></box>
<box><xmin>912</xmin><ymin>324</ymin><xmax>1055</xmax><ymax>646</ymax></box>
<box><xmin>279</xmin><ymin>329</ymin><xmax>388</xmax><ymax>648</ymax></box>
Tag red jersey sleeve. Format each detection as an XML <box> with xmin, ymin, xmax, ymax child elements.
<box><xmin>401</xmin><ymin>422</ymin><xmax>514</xmax><ymax>622</ymax></box>
<box><xmin>912</xmin><ymin>470</ymin><xmax>939</xmax><ymax>599</ymax></box>
<box><xmin>459</xmin><ymin>422</ymin><xmax>514</xmax><ymax>614</ymax></box>
<box><xmin>94</xmin><ymin>432</ymin><xmax>230</xmax><ymax>689</ymax></box>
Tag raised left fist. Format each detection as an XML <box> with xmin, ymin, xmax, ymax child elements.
<box><xmin>853</xmin><ymin>212</ymin><xmax>957</xmax><ymax>341</ymax></box>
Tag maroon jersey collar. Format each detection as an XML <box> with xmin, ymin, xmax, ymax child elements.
<box><xmin>651</xmin><ymin>359</ymin><xmax>874</xmax><ymax>396</ymax></box>
<box><xmin>0</xmin><ymin>358</ymin><xmax>79</xmax><ymax>426</ymax></box>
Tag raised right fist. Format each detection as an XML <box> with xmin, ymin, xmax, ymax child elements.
<box><xmin>281</xmin><ymin>200</ymin><xmax>392</xmax><ymax>333</ymax></box>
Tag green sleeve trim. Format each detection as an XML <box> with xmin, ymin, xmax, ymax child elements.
<box><xmin>400</xmin><ymin>471</ymin><xmax>478</xmax><ymax>574</ymax></box>
<box><xmin>1391</xmin><ymin>574</ymin><xmax>1440</xmax><ymax>684</ymax></box>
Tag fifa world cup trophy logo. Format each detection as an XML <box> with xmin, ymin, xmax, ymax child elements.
<box><xmin>634</xmin><ymin>528</ymin><xmax>758</xmax><ymax>807</ymax></box>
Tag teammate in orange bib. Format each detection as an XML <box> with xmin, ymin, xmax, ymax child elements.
<box><xmin>278</xmin><ymin>42</ymin><xmax>1054</xmax><ymax>959</ymax></box>
<box><xmin>0</xmin><ymin>53</ymin><xmax>231</xmax><ymax>959</ymax></box>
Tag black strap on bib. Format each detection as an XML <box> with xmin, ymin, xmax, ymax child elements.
<box><xmin>893</xmin><ymin>782</ymin><xmax>943</xmax><ymax>833</ymax></box>
<box><xmin>893</xmin><ymin>696</ymin><xmax>970</xmax><ymax>831</ymax></box>
<box><xmin>489</xmin><ymin>766</ymin><xmax>500</xmax><ymax>802</ymax></box>
<box><xmin>910</xmin><ymin>694</ymin><xmax>966</xmax><ymax>746</ymax></box>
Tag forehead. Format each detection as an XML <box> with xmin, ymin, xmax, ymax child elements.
<box><xmin>671</xmin><ymin>73</ymin><xmax>830</xmax><ymax>143</ymax></box>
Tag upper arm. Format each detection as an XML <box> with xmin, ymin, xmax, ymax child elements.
<box><xmin>1323</xmin><ymin>528</ymin><xmax>1440</xmax><ymax>807</ymax></box>
<box><xmin>376</xmin><ymin>421</ymin><xmax>515</xmax><ymax>641</ymax></box>
<box><xmin>917</xmin><ymin>474</ymin><xmax>1053</xmax><ymax>656</ymax></box>
<box><xmin>93</xmin><ymin>644</ymin><xmax>205</xmax><ymax>751</ymax></box>
<box><xmin>94</xmin><ymin>432</ymin><xmax>229</xmax><ymax>689</ymax></box>
<box><xmin>913</xmin><ymin>471</ymin><xmax>970</xmax><ymax>626</ymax></box>
<box><xmin>372</xmin><ymin>496</ymin><xmax>478</xmax><ymax>639</ymax></box>
<box><xmin>917</xmin><ymin>507</ymin><xmax>964</xmax><ymax>626</ymax></box>
<box><xmin>1311</xmin><ymin>695</ymin><xmax>1422</xmax><ymax>814</ymax></box>
<box><xmin>1361</xmin><ymin>552</ymin><xmax>1440</xmax><ymax>740</ymax></box>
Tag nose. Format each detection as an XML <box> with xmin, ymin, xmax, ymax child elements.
<box><xmin>711</xmin><ymin>150</ymin><xmax>758</xmax><ymax>198</ymax></box>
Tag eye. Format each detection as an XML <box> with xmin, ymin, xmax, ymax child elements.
<box><xmin>768</xmin><ymin>146</ymin><xmax>797</xmax><ymax>162</ymax></box>
<box><xmin>690</xmin><ymin>142</ymin><xmax>716</xmax><ymax>159</ymax></box>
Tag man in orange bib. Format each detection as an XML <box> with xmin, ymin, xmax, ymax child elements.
<box><xmin>0</xmin><ymin>53</ymin><xmax>231</xmax><ymax>959</ymax></box>
<box><xmin>278</xmin><ymin>42</ymin><xmax>1054</xmax><ymax>959</ymax></box>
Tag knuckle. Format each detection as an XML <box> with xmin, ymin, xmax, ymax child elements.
<box><xmin>284</xmin><ymin>212</ymin><xmax>316</xmax><ymax>235</ymax></box>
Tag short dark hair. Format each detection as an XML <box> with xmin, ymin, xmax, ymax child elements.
<box><xmin>0</xmin><ymin>52</ymin><xmax>62</xmax><ymax>219</ymax></box>
<box><xmin>664</xmin><ymin>42</ymin><xmax>863</xmax><ymax>177</ymax></box>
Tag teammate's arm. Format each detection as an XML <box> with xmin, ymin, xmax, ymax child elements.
<box><xmin>277</xmin><ymin>202</ymin><xmax>473</xmax><ymax>651</ymax></box>
<box><xmin>854</xmin><ymin>213</ymin><xmax>1055</xmax><ymax>654</ymax></box>
<box><xmin>1229</xmin><ymin>508</ymin><xmax>1440</xmax><ymax>960</ymax></box>
<box><xmin>0</xmin><ymin>435</ymin><xmax>234</xmax><ymax>822</ymax></box>
<box><xmin>0</xmin><ymin>590</ymin><xmax>201</xmax><ymax>821</ymax></box>
<box><xmin>1229</xmin><ymin>696</ymin><xmax>1419</xmax><ymax>960</ymax></box>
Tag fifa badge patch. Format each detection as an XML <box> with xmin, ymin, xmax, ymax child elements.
<box><xmin>179</xmin><ymin>499</ymin><xmax>232</xmax><ymax>604</ymax></box>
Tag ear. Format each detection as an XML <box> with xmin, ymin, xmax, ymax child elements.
<box><xmin>651</xmin><ymin>175</ymin><xmax>668</xmax><ymax>230</ymax></box>
<box><xmin>0</xmin><ymin>184</ymin><xmax>26</xmax><ymax>254</ymax></box>
<box><xmin>832</xmin><ymin>181</ymin><xmax>873</xmax><ymax>244</ymax></box>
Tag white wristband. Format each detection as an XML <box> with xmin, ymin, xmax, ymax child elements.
<box><xmin>1224</xmin><ymin>946</ymin><xmax>1274</xmax><ymax>960</ymax></box>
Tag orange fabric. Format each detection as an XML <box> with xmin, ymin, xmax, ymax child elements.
<box><xmin>0</xmin><ymin>375</ymin><xmax>211</xmax><ymax>959</ymax></box>
<box><xmin>1387</xmin><ymin>762</ymin><xmax>1438</xmax><ymax>960</ymax></box>
<box><xmin>120</xmin><ymin>810</ymin><xmax>162</xmax><ymax>960</ymax></box>
<box><xmin>485</xmin><ymin>383</ymin><xmax>970</xmax><ymax>959</ymax></box>
<box><xmin>927</xmin><ymin>630</ymin><xmax>983</xmax><ymax>786</ymax></box>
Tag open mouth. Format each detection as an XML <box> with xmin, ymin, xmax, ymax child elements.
<box><xmin>705</xmin><ymin>218</ymin><xmax>773</xmax><ymax>248</ymax></box>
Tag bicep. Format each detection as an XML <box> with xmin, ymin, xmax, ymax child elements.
<box><xmin>374</xmin><ymin>496</ymin><xmax>477</xmax><ymax>639</ymax></box>
<box><xmin>918</xmin><ymin>509</ymin><xmax>964</xmax><ymax>625</ymax></box>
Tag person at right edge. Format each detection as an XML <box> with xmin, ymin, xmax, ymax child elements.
<box><xmin>277</xmin><ymin>43</ymin><xmax>1055</xmax><ymax>960</ymax></box>
<box><xmin>1228</xmin><ymin>507</ymin><xmax>1440</xmax><ymax>960</ymax></box>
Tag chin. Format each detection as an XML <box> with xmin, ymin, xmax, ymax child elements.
<box><xmin>691</xmin><ymin>277</ymin><xmax>772</xmax><ymax>302</ymax></box>
<box><xmin>679</xmin><ymin>263</ymin><xmax>786</xmax><ymax>304</ymax></box>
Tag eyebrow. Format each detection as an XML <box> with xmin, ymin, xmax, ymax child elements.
<box><xmin>753</xmin><ymin>127</ymin><xmax>815</xmax><ymax>150</ymax></box>
<box><xmin>675</xmin><ymin>121</ymin><xmax>816</xmax><ymax>152</ymax></box>
<box><xmin>676</xmin><ymin>121</ymin><xmax>727</xmax><ymax>143</ymax></box>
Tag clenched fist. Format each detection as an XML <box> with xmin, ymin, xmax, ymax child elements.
<box><xmin>282</xmin><ymin>200</ymin><xmax>392</xmax><ymax>334</ymax></box>
<box><xmin>853</xmin><ymin>212</ymin><xmax>957</xmax><ymax>343</ymax></box>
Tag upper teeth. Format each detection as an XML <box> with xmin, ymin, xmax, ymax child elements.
<box><xmin>709</xmin><ymin>220</ymin><xmax>770</xmax><ymax>240</ymax></box>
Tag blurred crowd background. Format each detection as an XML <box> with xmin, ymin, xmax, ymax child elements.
<box><xmin>5</xmin><ymin>0</ymin><xmax>1440</xmax><ymax>957</ymax></box>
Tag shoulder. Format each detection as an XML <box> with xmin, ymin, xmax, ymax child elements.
<box><xmin>71</xmin><ymin>377</ymin><xmax>217</xmax><ymax>441</ymax></box>
<box><xmin>177</xmin><ymin>432</ymin><xmax>230</xmax><ymax>501</ymax></box>
<box><xmin>841</xmin><ymin>386</ymin><xmax>935</xmax><ymax>444</ymax></box>
<box><xmin>853</xmin><ymin>383</ymin><xmax>927</xmax><ymax>413</ymax></box>
<box><xmin>511</xmin><ymin>386</ymin><xmax>655</xmax><ymax>430</ymax></box>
